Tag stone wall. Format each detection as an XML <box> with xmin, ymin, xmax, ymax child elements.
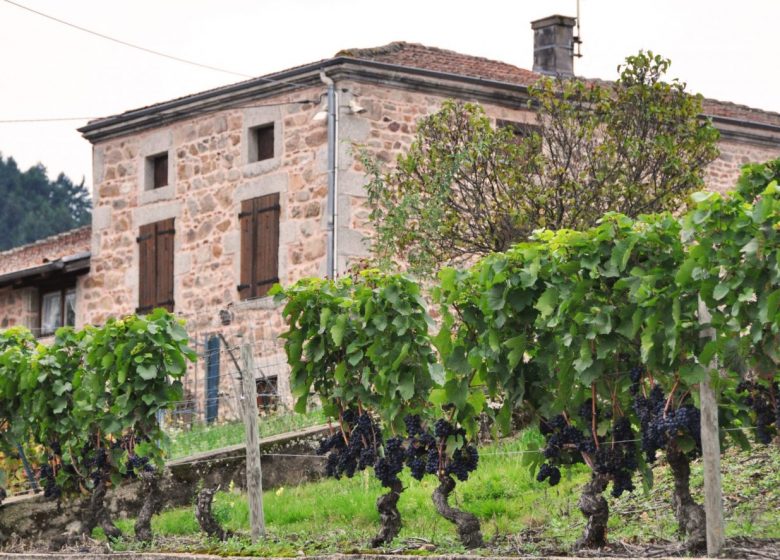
<box><xmin>0</xmin><ymin>425</ymin><xmax>328</xmax><ymax>546</ymax></box>
<box><xmin>81</xmin><ymin>79</ymin><xmax>540</xmax><ymax>408</ymax></box>
<box><xmin>0</xmin><ymin>287</ymin><xmax>36</xmax><ymax>330</ymax></box>
<box><xmin>705</xmin><ymin>138</ymin><xmax>780</xmax><ymax>193</ymax></box>
<box><xmin>0</xmin><ymin>226</ymin><xmax>90</xmax><ymax>276</ymax></box>
<box><xmin>81</xmin><ymin>76</ymin><xmax>780</xmax><ymax>408</ymax></box>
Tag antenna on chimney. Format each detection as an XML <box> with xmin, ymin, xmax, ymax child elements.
<box><xmin>573</xmin><ymin>0</ymin><xmax>583</xmax><ymax>58</ymax></box>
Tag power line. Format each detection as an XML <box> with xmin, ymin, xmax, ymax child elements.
<box><xmin>3</xmin><ymin>0</ymin><xmax>321</xmax><ymax>95</ymax></box>
<box><xmin>0</xmin><ymin>95</ymin><xmax>326</xmax><ymax>125</ymax></box>
<box><xmin>0</xmin><ymin>117</ymin><xmax>94</xmax><ymax>123</ymax></box>
<box><xmin>2</xmin><ymin>0</ymin><xmax>252</xmax><ymax>79</ymax></box>
<box><xmin>0</xmin><ymin>0</ymin><xmax>333</xmax><ymax>126</ymax></box>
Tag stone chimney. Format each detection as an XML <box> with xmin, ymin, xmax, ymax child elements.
<box><xmin>531</xmin><ymin>15</ymin><xmax>577</xmax><ymax>77</ymax></box>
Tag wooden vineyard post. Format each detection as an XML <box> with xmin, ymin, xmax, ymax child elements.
<box><xmin>240</xmin><ymin>340</ymin><xmax>266</xmax><ymax>541</ymax></box>
<box><xmin>697</xmin><ymin>298</ymin><xmax>725</xmax><ymax>556</ymax></box>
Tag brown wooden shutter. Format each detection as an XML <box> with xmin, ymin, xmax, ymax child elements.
<box><xmin>155</xmin><ymin>218</ymin><xmax>175</xmax><ymax>311</ymax></box>
<box><xmin>238</xmin><ymin>193</ymin><xmax>280</xmax><ymax>300</ymax></box>
<box><xmin>253</xmin><ymin>193</ymin><xmax>280</xmax><ymax>297</ymax></box>
<box><xmin>137</xmin><ymin>218</ymin><xmax>175</xmax><ymax>314</ymax></box>
<box><xmin>238</xmin><ymin>199</ymin><xmax>254</xmax><ymax>300</ymax></box>
<box><xmin>137</xmin><ymin>223</ymin><xmax>156</xmax><ymax>314</ymax></box>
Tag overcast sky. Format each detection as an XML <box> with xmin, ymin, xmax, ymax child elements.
<box><xmin>1</xmin><ymin>0</ymin><xmax>779</xmax><ymax>192</ymax></box>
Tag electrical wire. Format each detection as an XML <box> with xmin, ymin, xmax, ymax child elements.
<box><xmin>2</xmin><ymin>0</ymin><xmax>251</xmax><ymax>79</ymax></box>
<box><xmin>0</xmin><ymin>116</ymin><xmax>95</xmax><ymax>123</ymax></box>
<box><xmin>2</xmin><ymin>0</ymin><xmax>317</xmax><ymax>93</ymax></box>
<box><xmin>0</xmin><ymin>96</ymin><xmax>326</xmax><ymax>124</ymax></box>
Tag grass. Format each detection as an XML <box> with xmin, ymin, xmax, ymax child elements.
<box><xmin>102</xmin><ymin>434</ymin><xmax>780</xmax><ymax>557</ymax></box>
<box><xmin>164</xmin><ymin>408</ymin><xmax>327</xmax><ymax>460</ymax></box>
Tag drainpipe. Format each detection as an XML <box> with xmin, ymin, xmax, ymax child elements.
<box><xmin>320</xmin><ymin>72</ymin><xmax>338</xmax><ymax>279</ymax></box>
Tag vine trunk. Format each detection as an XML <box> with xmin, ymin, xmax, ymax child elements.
<box><xmin>83</xmin><ymin>480</ymin><xmax>122</xmax><ymax>540</ymax></box>
<box><xmin>431</xmin><ymin>474</ymin><xmax>484</xmax><ymax>549</ymax></box>
<box><xmin>195</xmin><ymin>487</ymin><xmax>231</xmax><ymax>541</ymax></box>
<box><xmin>577</xmin><ymin>473</ymin><xmax>609</xmax><ymax>548</ymax></box>
<box><xmin>134</xmin><ymin>471</ymin><xmax>162</xmax><ymax>542</ymax></box>
<box><xmin>371</xmin><ymin>478</ymin><xmax>403</xmax><ymax>547</ymax></box>
<box><xmin>666</xmin><ymin>445</ymin><xmax>706</xmax><ymax>551</ymax></box>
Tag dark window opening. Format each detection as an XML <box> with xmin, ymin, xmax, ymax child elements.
<box><xmin>250</xmin><ymin>124</ymin><xmax>274</xmax><ymax>163</ymax></box>
<box><xmin>151</xmin><ymin>153</ymin><xmax>169</xmax><ymax>189</ymax></box>
<box><xmin>256</xmin><ymin>376</ymin><xmax>278</xmax><ymax>412</ymax></box>
<box><xmin>39</xmin><ymin>285</ymin><xmax>76</xmax><ymax>336</ymax></box>
<box><xmin>238</xmin><ymin>193</ymin><xmax>280</xmax><ymax>300</ymax></box>
<box><xmin>496</xmin><ymin>119</ymin><xmax>540</xmax><ymax>143</ymax></box>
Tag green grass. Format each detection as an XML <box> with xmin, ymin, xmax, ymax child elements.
<box><xmin>164</xmin><ymin>408</ymin><xmax>327</xmax><ymax>460</ymax></box>
<box><xmin>104</xmin><ymin>435</ymin><xmax>780</xmax><ymax>557</ymax></box>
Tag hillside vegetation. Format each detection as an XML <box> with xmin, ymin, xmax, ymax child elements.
<box><xmin>0</xmin><ymin>155</ymin><xmax>90</xmax><ymax>251</ymax></box>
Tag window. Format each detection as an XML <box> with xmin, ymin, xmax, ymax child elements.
<box><xmin>239</xmin><ymin>193</ymin><xmax>280</xmax><ymax>300</ymax></box>
<box><xmin>146</xmin><ymin>152</ymin><xmax>169</xmax><ymax>190</ymax></box>
<box><xmin>249</xmin><ymin>124</ymin><xmax>274</xmax><ymax>163</ymax></box>
<box><xmin>256</xmin><ymin>376</ymin><xmax>278</xmax><ymax>412</ymax></box>
<box><xmin>40</xmin><ymin>286</ymin><xmax>76</xmax><ymax>336</ymax></box>
<box><xmin>496</xmin><ymin>119</ymin><xmax>540</xmax><ymax>143</ymax></box>
<box><xmin>137</xmin><ymin>218</ymin><xmax>175</xmax><ymax>313</ymax></box>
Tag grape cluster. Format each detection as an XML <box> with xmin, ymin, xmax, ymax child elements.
<box><xmin>536</xmin><ymin>462</ymin><xmax>561</xmax><ymax>486</ymax></box>
<box><xmin>374</xmin><ymin>436</ymin><xmax>405</xmax><ymax>487</ymax></box>
<box><xmin>38</xmin><ymin>463</ymin><xmax>61</xmax><ymax>499</ymax></box>
<box><xmin>540</xmin><ymin>414</ymin><xmax>587</xmax><ymax>460</ymax></box>
<box><xmin>538</xmin><ymin>407</ymin><xmax>639</xmax><ymax>497</ymax></box>
<box><xmin>84</xmin><ymin>446</ymin><xmax>110</xmax><ymax>487</ymax></box>
<box><xmin>402</xmin><ymin>415</ymin><xmax>479</xmax><ymax>483</ymax></box>
<box><xmin>634</xmin><ymin>383</ymin><xmax>701</xmax><ymax>462</ymax></box>
<box><xmin>629</xmin><ymin>366</ymin><xmax>644</xmax><ymax>393</ymax></box>
<box><xmin>593</xmin><ymin>418</ymin><xmax>637</xmax><ymax>497</ymax></box>
<box><xmin>317</xmin><ymin>410</ymin><xmax>383</xmax><ymax>482</ymax></box>
<box><xmin>318</xmin><ymin>412</ymin><xmax>481</xmax><ymax>487</ymax></box>
<box><xmin>736</xmin><ymin>380</ymin><xmax>779</xmax><ymax>444</ymax></box>
<box><xmin>125</xmin><ymin>454</ymin><xmax>154</xmax><ymax>478</ymax></box>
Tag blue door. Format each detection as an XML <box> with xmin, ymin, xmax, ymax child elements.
<box><xmin>205</xmin><ymin>335</ymin><xmax>220</xmax><ymax>423</ymax></box>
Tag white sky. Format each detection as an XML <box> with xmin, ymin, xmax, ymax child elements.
<box><xmin>1</xmin><ymin>0</ymin><xmax>779</xmax><ymax>192</ymax></box>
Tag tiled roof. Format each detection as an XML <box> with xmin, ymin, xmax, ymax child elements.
<box><xmin>337</xmin><ymin>42</ymin><xmax>542</xmax><ymax>86</ymax></box>
<box><xmin>82</xmin><ymin>41</ymin><xmax>780</xmax><ymax>138</ymax></box>
<box><xmin>339</xmin><ymin>42</ymin><xmax>780</xmax><ymax>128</ymax></box>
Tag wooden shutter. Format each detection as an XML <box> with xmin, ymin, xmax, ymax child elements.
<box><xmin>254</xmin><ymin>193</ymin><xmax>280</xmax><ymax>297</ymax></box>
<box><xmin>137</xmin><ymin>223</ymin><xmax>156</xmax><ymax>313</ymax></box>
<box><xmin>238</xmin><ymin>193</ymin><xmax>280</xmax><ymax>300</ymax></box>
<box><xmin>155</xmin><ymin>218</ymin><xmax>175</xmax><ymax>311</ymax></box>
<box><xmin>238</xmin><ymin>199</ymin><xmax>254</xmax><ymax>301</ymax></box>
<box><xmin>137</xmin><ymin>218</ymin><xmax>175</xmax><ymax>314</ymax></box>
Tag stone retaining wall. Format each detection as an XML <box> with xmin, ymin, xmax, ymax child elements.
<box><xmin>0</xmin><ymin>425</ymin><xmax>329</xmax><ymax>545</ymax></box>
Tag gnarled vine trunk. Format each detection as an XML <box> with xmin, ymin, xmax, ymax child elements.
<box><xmin>577</xmin><ymin>473</ymin><xmax>609</xmax><ymax>548</ymax></box>
<box><xmin>83</xmin><ymin>480</ymin><xmax>122</xmax><ymax>540</ymax></box>
<box><xmin>371</xmin><ymin>478</ymin><xmax>403</xmax><ymax>547</ymax></box>
<box><xmin>431</xmin><ymin>475</ymin><xmax>483</xmax><ymax>549</ymax></box>
<box><xmin>195</xmin><ymin>487</ymin><xmax>231</xmax><ymax>541</ymax></box>
<box><xmin>134</xmin><ymin>471</ymin><xmax>162</xmax><ymax>542</ymax></box>
<box><xmin>666</xmin><ymin>445</ymin><xmax>706</xmax><ymax>551</ymax></box>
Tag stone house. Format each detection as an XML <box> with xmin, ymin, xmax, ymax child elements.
<box><xmin>3</xmin><ymin>16</ymin><xmax>780</xmax><ymax>416</ymax></box>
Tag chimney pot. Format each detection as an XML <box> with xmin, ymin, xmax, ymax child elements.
<box><xmin>531</xmin><ymin>14</ymin><xmax>577</xmax><ymax>77</ymax></box>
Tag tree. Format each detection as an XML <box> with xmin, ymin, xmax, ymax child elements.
<box><xmin>0</xmin><ymin>155</ymin><xmax>91</xmax><ymax>251</ymax></box>
<box><xmin>365</xmin><ymin>52</ymin><xmax>720</xmax><ymax>277</ymax></box>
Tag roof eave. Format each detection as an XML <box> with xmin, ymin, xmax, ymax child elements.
<box><xmin>0</xmin><ymin>253</ymin><xmax>91</xmax><ymax>289</ymax></box>
<box><xmin>77</xmin><ymin>57</ymin><xmax>538</xmax><ymax>143</ymax></box>
<box><xmin>77</xmin><ymin>56</ymin><xmax>780</xmax><ymax>145</ymax></box>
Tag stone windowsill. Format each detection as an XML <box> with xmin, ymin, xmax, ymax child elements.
<box><xmin>242</xmin><ymin>157</ymin><xmax>281</xmax><ymax>178</ymax></box>
<box><xmin>139</xmin><ymin>184</ymin><xmax>175</xmax><ymax>205</ymax></box>
<box><xmin>232</xmin><ymin>295</ymin><xmax>282</xmax><ymax>311</ymax></box>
